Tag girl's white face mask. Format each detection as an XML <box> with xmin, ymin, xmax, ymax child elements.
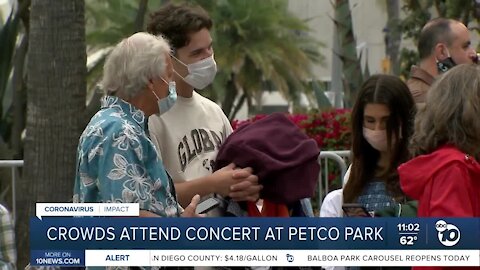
<box><xmin>172</xmin><ymin>55</ymin><xmax>217</xmax><ymax>90</ymax></box>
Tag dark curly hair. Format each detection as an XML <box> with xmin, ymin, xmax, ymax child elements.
<box><xmin>147</xmin><ymin>2</ymin><xmax>212</xmax><ymax>52</ymax></box>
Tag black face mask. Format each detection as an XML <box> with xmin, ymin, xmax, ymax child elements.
<box><xmin>437</xmin><ymin>57</ymin><xmax>456</xmax><ymax>73</ymax></box>
<box><xmin>472</xmin><ymin>53</ymin><xmax>480</xmax><ymax>64</ymax></box>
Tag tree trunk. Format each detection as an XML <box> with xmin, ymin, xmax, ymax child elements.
<box><xmin>386</xmin><ymin>0</ymin><xmax>401</xmax><ymax>76</ymax></box>
<box><xmin>331</xmin><ymin>10</ymin><xmax>344</xmax><ymax>108</ymax></box>
<box><xmin>18</xmin><ymin>0</ymin><xmax>86</xmax><ymax>267</ymax></box>
<box><xmin>133</xmin><ymin>0</ymin><xmax>149</xmax><ymax>32</ymax></box>
<box><xmin>222</xmin><ymin>73</ymin><xmax>238</xmax><ymax>119</ymax></box>
<box><xmin>434</xmin><ymin>0</ymin><xmax>447</xmax><ymax>17</ymax></box>
<box><xmin>254</xmin><ymin>89</ymin><xmax>262</xmax><ymax>114</ymax></box>
<box><xmin>230</xmin><ymin>93</ymin><xmax>246</xmax><ymax>121</ymax></box>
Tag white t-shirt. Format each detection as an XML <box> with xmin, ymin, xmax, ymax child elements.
<box><xmin>320</xmin><ymin>189</ymin><xmax>343</xmax><ymax>217</ymax></box>
<box><xmin>318</xmin><ymin>165</ymin><xmax>350</xmax><ymax>270</ymax></box>
<box><xmin>148</xmin><ymin>91</ymin><xmax>233</xmax><ymax>182</ymax></box>
<box><xmin>320</xmin><ymin>189</ymin><xmax>345</xmax><ymax>270</ymax></box>
<box><xmin>320</xmin><ymin>164</ymin><xmax>351</xmax><ymax>217</ymax></box>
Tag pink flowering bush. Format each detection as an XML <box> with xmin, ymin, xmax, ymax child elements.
<box><xmin>232</xmin><ymin>109</ymin><xmax>351</xmax><ymax>150</ymax></box>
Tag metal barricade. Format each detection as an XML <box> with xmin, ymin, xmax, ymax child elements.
<box><xmin>0</xmin><ymin>160</ymin><xmax>23</xmax><ymax>222</ymax></box>
<box><xmin>0</xmin><ymin>155</ymin><xmax>351</xmax><ymax>220</ymax></box>
<box><xmin>317</xmin><ymin>150</ymin><xmax>350</xmax><ymax>211</ymax></box>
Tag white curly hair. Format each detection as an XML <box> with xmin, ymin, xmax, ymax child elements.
<box><xmin>100</xmin><ymin>32</ymin><xmax>171</xmax><ymax>99</ymax></box>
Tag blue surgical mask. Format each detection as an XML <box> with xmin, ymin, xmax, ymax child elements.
<box><xmin>152</xmin><ymin>78</ymin><xmax>177</xmax><ymax>115</ymax></box>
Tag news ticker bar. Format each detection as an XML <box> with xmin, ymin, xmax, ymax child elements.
<box><xmin>31</xmin><ymin>249</ymin><xmax>480</xmax><ymax>267</ymax></box>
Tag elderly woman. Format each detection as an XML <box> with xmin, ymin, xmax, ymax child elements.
<box><xmin>400</xmin><ymin>64</ymin><xmax>480</xmax><ymax>219</ymax></box>
<box><xmin>73</xmin><ymin>32</ymin><xmax>198</xmax><ymax>217</ymax></box>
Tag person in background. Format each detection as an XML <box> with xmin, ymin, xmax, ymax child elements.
<box><xmin>399</xmin><ymin>64</ymin><xmax>480</xmax><ymax>222</ymax></box>
<box><xmin>342</xmin><ymin>74</ymin><xmax>416</xmax><ymax>216</ymax></box>
<box><xmin>0</xmin><ymin>204</ymin><xmax>15</xmax><ymax>270</ymax></box>
<box><xmin>73</xmin><ymin>32</ymin><xmax>199</xmax><ymax>217</ymax></box>
<box><xmin>407</xmin><ymin>18</ymin><xmax>476</xmax><ymax>104</ymax></box>
<box><xmin>146</xmin><ymin>2</ymin><xmax>261</xmax><ymax>208</ymax></box>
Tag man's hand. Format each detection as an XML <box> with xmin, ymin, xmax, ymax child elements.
<box><xmin>210</xmin><ymin>163</ymin><xmax>239</xmax><ymax>197</ymax></box>
<box><xmin>212</xmin><ymin>164</ymin><xmax>262</xmax><ymax>201</ymax></box>
<box><xmin>181</xmin><ymin>194</ymin><xmax>204</xmax><ymax>217</ymax></box>
<box><xmin>229</xmin><ymin>167</ymin><xmax>262</xmax><ymax>202</ymax></box>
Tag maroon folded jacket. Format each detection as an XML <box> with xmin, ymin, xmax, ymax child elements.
<box><xmin>214</xmin><ymin>113</ymin><xmax>321</xmax><ymax>204</ymax></box>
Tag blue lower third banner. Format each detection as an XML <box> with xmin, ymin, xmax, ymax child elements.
<box><xmin>30</xmin><ymin>218</ymin><xmax>480</xmax><ymax>267</ymax></box>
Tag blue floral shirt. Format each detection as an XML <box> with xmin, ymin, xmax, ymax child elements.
<box><xmin>73</xmin><ymin>96</ymin><xmax>179</xmax><ymax>217</ymax></box>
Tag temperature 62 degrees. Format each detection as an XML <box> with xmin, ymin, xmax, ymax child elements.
<box><xmin>400</xmin><ymin>235</ymin><xmax>418</xmax><ymax>245</ymax></box>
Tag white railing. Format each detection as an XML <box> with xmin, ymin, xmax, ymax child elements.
<box><xmin>317</xmin><ymin>150</ymin><xmax>350</xmax><ymax>209</ymax></box>
<box><xmin>0</xmin><ymin>153</ymin><xmax>351</xmax><ymax>221</ymax></box>
<box><xmin>0</xmin><ymin>160</ymin><xmax>23</xmax><ymax>222</ymax></box>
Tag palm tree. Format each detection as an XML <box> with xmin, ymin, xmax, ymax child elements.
<box><xmin>192</xmin><ymin>0</ymin><xmax>324</xmax><ymax>119</ymax></box>
<box><xmin>18</xmin><ymin>0</ymin><xmax>86</xmax><ymax>266</ymax></box>
<box><xmin>84</xmin><ymin>0</ymin><xmax>165</xmax><ymax>122</ymax></box>
<box><xmin>85</xmin><ymin>0</ymin><xmax>141</xmax><ymax>47</ymax></box>
<box><xmin>83</xmin><ymin>0</ymin><xmax>323</xmax><ymax>119</ymax></box>
<box><xmin>84</xmin><ymin>0</ymin><xmax>143</xmax><ymax>120</ymax></box>
<box><xmin>385</xmin><ymin>0</ymin><xmax>401</xmax><ymax>76</ymax></box>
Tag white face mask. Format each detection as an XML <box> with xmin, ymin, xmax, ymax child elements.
<box><xmin>363</xmin><ymin>127</ymin><xmax>388</xmax><ymax>152</ymax></box>
<box><xmin>172</xmin><ymin>55</ymin><xmax>217</xmax><ymax>90</ymax></box>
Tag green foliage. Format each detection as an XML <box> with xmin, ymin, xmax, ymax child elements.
<box><xmin>0</xmin><ymin>10</ymin><xmax>19</xmax><ymax>139</ymax></box>
<box><xmin>0</xmin><ymin>11</ymin><xmax>17</xmax><ymax>95</ymax></box>
<box><xmin>334</xmin><ymin>0</ymin><xmax>365</xmax><ymax>107</ymax></box>
<box><xmin>398</xmin><ymin>0</ymin><xmax>431</xmax><ymax>78</ymax></box>
<box><xmin>85</xmin><ymin>0</ymin><xmax>166</xmax><ymax>47</ymax></box>
<box><xmin>84</xmin><ymin>0</ymin><xmax>165</xmax><ymax>101</ymax></box>
<box><xmin>85</xmin><ymin>0</ymin><xmax>137</xmax><ymax>47</ymax></box>
<box><xmin>188</xmin><ymin>0</ymin><xmax>324</xmax><ymax>118</ymax></box>
<box><xmin>84</xmin><ymin>0</ymin><xmax>323</xmax><ymax>118</ymax></box>
<box><xmin>311</xmin><ymin>80</ymin><xmax>333</xmax><ymax>110</ymax></box>
<box><xmin>398</xmin><ymin>0</ymin><xmax>478</xmax><ymax>78</ymax></box>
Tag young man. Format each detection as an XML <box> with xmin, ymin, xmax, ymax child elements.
<box><xmin>147</xmin><ymin>3</ymin><xmax>261</xmax><ymax>208</ymax></box>
<box><xmin>407</xmin><ymin>18</ymin><xmax>476</xmax><ymax>104</ymax></box>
